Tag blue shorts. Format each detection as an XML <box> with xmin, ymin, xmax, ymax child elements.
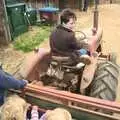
<box><xmin>78</xmin><ymin>49</ymin><xmax>88</xmax><ymax>55</ymax></box>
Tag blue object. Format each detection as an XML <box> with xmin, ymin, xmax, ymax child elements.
<box><xmin>0</xmin><ymin>69</ymin><xmax>27</xmax><ymax>106</ymax></box>
<box><xmin>39</xmin><ymin>7</ymin><xmax>59</xmax><ymax>12</ymax></box>
<box><xmin>79</xmin><ymin>49</ymin><xmax>88</xmax><ymax>55</ymax></box>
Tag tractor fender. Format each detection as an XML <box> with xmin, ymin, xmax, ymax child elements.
<box><xmin>80</xmin><ymin>55</ymin><xmax>98</xmax><ymax>91</ymax></box>
<box><xmin>19</xmin><ymin>48</ymin><xmax>50</xmax><ymax>81</ymax></box>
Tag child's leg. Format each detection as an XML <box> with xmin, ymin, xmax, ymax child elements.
<box><xmin>78</xmin><ymin>49</ymin><xmax>91</xmax><ymax>65</ymax></box>
<box><xmin>78</xmin><ymin>49</ymin><xmax>88</xmax><ymax>55</ymax></box>
<box><xmin>31</xmin><ymin>106</ymin><xmax>39</xmax><ymax>120</ymax></box>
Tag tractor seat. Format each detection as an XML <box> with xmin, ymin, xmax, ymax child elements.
<box><xmin>51</xmin><ymin>56</ymin><xmax>85</xmax><ymax>70</ymax></box>
<box><xmin>52</xmin><ymin>56</ymin><xmax>70</xmax><ymax>62</ymax></box>
<box><xmin>51</xmin><ymin>56</ymin><xmax>76</xmax><ymax>66</ymax></box>
<box><xmin>51</xmin><ymin>54</ymin><xmax>91</xmax><ymax>66</ymax></box>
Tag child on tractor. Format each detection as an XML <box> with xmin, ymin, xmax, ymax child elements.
<box><xmin>49</xmin><ymin>8</ymin><xmax>91</xmax><ymax>65</ymax></box>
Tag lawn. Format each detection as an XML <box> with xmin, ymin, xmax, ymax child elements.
<box><xmin>13</xmin><ymin>25</ymin><xmax>51</xmax><ymax>52</ymax></box>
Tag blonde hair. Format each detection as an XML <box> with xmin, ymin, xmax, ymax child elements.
<box><xmin>45</xmin><ymin>108</ymin><xmax>72</xmax><ymax>120</ymax></box>
<box><xmin>0</xmin><ymin>95</ymin><xmax>28</xmax><ymax>120</ymax></box>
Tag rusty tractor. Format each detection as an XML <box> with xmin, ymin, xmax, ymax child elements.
<box><xmin>15</xmin><ymin>4</ymin><xmax>119</xmax><ymax>102</ymax></box>
<box><xmin>10</xmin><ymin>2</ymin><xmax>120</xmax><ymax>119</ymax></box>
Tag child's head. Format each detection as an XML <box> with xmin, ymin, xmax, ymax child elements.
<box><xmin>60</xmin><ymin>8</ymin><xmax>76</xmax><ymax>30</ymax></box>
<box><xmin>45</xmin><ymin>108</ymin><xmax>72</xmax><ymax>120</ymax></box>
<box><xmin>0</xmin><ymin>95</ymin><xmax>29</xmax><ymax>120</ymax></box>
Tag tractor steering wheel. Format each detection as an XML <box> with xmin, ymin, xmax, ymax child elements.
<box><xmin>75</xmin><ymin>30</ymin><xmax>87</xmax><ymax>40</ymax></box>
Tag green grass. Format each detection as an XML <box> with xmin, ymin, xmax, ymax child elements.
<box><xmin>13</xmin><ymin>25</ymin><xmax>51</xmax><ymax>52</ymax></box>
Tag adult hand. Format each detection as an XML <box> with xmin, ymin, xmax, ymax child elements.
<box><xmin>23</xmin><ymin>79</ymin><xmax>28</xmax><ymax>86</ymax></box>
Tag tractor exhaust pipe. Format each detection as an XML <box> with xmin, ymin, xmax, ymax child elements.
<box><xmin>93</xmin><ymin>0</ymin><xmax>99</xmax><ymax>30</ymax></box>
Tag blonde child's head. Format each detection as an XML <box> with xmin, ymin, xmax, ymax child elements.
<box><xmin>45</xmin><ymin>108</ymin><xmax>72</xmax><ymax>120</ymax></box>
<box><xmin>0</xmin><ymin>94</ymin><xmax>29</xmax><ymax>120</ymax></box>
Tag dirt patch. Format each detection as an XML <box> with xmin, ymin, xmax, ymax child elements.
<box><xmin>0</xmin><ymin>45</ymin><xmax>25</xmax><ymax>74</ymax></box>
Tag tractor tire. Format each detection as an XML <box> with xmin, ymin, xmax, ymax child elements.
<box><xmin>89</xmin><ymin>61</ymin><xmax>119</xmax><ymax>101</ymax></box>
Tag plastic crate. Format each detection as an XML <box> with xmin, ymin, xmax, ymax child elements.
<box><xmin>39</xmin><ymin>7</ymin><xmax>59</xmax><ymax>24</ymax></box>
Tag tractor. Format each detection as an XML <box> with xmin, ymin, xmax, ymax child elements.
<box><xmin>15</xmin><ymin>1</ymin><xmax>119</xmax><ymax>102</ymax></box>
<box><xmin>10</xmin><ymin>0</ymin><xmax>120</xmax><ymax>120</ymax></box>
<box><xmin>18</xmin><ymin>29</ymin><xmax>119</xmax><ymax>101</ymax></box>
<box><xmin>10</xmin><ymin>1</ymin><xmax>120</xmax><ymax>119</ymax></box>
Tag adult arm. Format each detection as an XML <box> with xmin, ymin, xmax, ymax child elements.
<box><xmin>0</xmin><ymin>69</ymin><xmax>27</xmax><ymax>89</ymax></box>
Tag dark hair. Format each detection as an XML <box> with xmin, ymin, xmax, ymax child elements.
<box><xmin>60</xmin><ymin>8</ymin><xmax>77</xmax><ymax>24</ymax></box>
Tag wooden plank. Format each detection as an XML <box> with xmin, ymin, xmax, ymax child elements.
<box><xmin>0</xmin><ymin>0</ymin><xmax>11</xmax><ymax>44</ymax></box>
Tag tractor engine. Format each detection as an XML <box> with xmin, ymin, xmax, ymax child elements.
<box><xmin>40</xmin><ymin>56</ymin><xmax>84</xmax><ymax>92</ymax></box>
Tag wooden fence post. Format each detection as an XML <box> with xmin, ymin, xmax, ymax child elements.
<box><xmin>0</xmin><ymin>0</ymin><xmax>11</xmax><ymax>45</ymax></box>
<box><xmin>79</xmin><ymin>0</ymin><xmax>84</xmax><ymax>11</ymax></box>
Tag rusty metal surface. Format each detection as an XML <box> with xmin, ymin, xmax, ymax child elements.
<box><xmin>22</xmin><ymin>84</ymin><xmax>120</xmax><ymax>119</ymax></box>
<box><xmin>80</xmin><ymin>55</ymin><xmax>98</xmax><ymax>90</ymax></box>
<box><xmin>10</xmin><ymin>82</ymin><xmax>120</xmax><ymax>120</ymax></box>
<box><xmin>26</xmin><ymin>85</ymin><xmax>120</xmax><ymax>110</ymax></box>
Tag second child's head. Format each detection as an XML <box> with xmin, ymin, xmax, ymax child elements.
<box><xmin>45</xmin><ymin>108</ymin><xmax>72</xmax><ymax>120</ymax></box>
<box><xmin>0</xmin><ymin>95</ymin><xmax>29</xmax><ymax>120</ymax></box>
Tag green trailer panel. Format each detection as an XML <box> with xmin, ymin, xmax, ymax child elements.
<box><xmin>5</xmin><ymin>0</ymin><xmax>20</xmax><ymax>5</ymax></box>
<box><xmin>26</xmin><ymin>8</ymin><xmax>37</xmax><ymax>25</ymax></box>
<box><xmin>6</xmin><ymin>3</ymin><xmax>28</xmax><ymax>40</ymax></box>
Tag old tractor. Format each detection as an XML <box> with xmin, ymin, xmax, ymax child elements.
<box><xmin>12</xmin><ymin>1</ymin><xmax>120</xmax><ymax>120</ymax></box>
<box><xmin>16</xmin><ymin>2</ymin><xmax>119</xmax><ymax>101</ymax></box>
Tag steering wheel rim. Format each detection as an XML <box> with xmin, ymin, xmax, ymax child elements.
<box><xmin>75</xmin><ymin>30</ymin><xmax>87</xmax><ymax>40</ymax></box>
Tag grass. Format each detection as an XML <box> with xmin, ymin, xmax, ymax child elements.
<box><xmin>13</xmin><ymin>25</ymin><xmax>51</xmax><ymax>52</ymax></box>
